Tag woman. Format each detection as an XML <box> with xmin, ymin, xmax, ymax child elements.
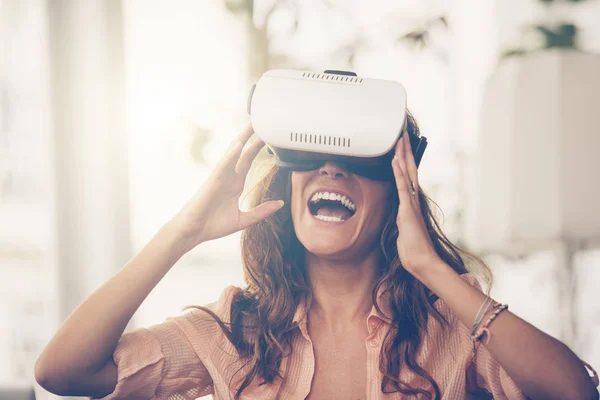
<box><xmin>35</xmin><ymin>114</ymin><xmax>598</xmax><ymax>399</ymax></box>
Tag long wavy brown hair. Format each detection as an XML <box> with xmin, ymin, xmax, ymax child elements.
<box><xmin>196</xmin><ymin>111</ymin><xmax>492</xmax><ymax>399</ymax></box>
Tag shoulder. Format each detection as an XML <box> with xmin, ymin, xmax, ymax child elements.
<box><xmin>167</xmin><ymin>285</ymin><xmax>243</xmax><ymax>352</ymax></box>
<box><xmin>175</xmin><ymin>285</ymin><xmax>242</xmax><ymax>327</ymax></box>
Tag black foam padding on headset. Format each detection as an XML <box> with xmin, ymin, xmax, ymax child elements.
<box><xmin>323</xmin><ymin>70</ymin><xmax>358</xmax><ymax>76</ymax></box>
<box><xmin>413</xmin><ymin>136</ymin><xmax>428</xmax><ymax>168</ymax></box>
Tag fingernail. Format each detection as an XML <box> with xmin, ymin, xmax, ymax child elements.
<box><xmin>277</xmin><ymin>200</ymin><xmax>285</xmax><ymax>207</ymax></box>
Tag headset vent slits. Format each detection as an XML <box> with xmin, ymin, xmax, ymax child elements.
<box><xmin>301</xmin><ymin>72</ymin><xmax>362</xmax><ymax>84</ymax></box>
<box><xmin>289</xmin><ymin>132</ymin><xmax>351</xmax><ymax>148</ymax></box>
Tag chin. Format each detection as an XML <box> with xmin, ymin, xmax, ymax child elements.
<box><xmin>301</xmin><ymin>238</ymin><xmax>352</xmax><ymax>257</ymax></box>
<box><xmin>294</xmin><ymin>219</ymin><xmax>356</xmax><ymax>257</ymax></box>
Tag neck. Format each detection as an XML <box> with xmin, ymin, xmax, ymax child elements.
<box><xmin>305</xmin><ymin>249</ymin><xmax>381</xmax><ymax>331</ymax></box>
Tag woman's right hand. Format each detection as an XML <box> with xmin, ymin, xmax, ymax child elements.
<box><xmin>36</xmin><ymin>126</ymin><xmax>281</xmax><ymax>396</ymax></box>
<box><xmin>168</xmin><ymin>123</ymin><xmax>284</xmax><ymax>254</ymax></box>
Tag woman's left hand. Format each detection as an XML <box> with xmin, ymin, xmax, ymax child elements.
<box><xmin>391</xmin><ymin>130</ymin><xmax>444</xmax><ymax>279</ymax></box>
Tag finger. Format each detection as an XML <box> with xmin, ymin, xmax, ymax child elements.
<box><xmin>238</xmin><ymin>200</ymin><xmax>285</xmax><ymax>228</ymax></box>
<box><xmin>218</xmin><ymin>124</ymin><xmax>255</xmax><ymax>173</ymax></box>
<box><xmin>216</xmin><ymin>140</ymin><xmax>244</xmax><ymax>174</ymax></box>
<box><xmin>227</xmin><ymin>123</ymin><xmax>255</xmax><ymax>151</ymax></box>
<box><xmin>235</xmin><ymin>135</ymin><xmax>265</xmax><ymax>175</ymax></box>
<box><xmin>403</xmin><ymin>129</ymin><xmax>419</xmax><ymax>191</ymax></box>
<box><xmin>392</xmin><ymin>155</ymin><xmax>411</xmax><ymax>204</ymax></box>
<box><xmin>395</xmin><ymin>132</ymin><xmax>412</xmax><ymax>190</ymax></box>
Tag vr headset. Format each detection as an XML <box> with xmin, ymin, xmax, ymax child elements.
<box><xmin>247</xmin><ymin>69</ymin><xmax>427</xmax><ymax>181</ymax></box>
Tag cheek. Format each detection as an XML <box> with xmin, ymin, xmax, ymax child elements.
<box><xmin>366</xmin><ymin>202</ymin><xmax>389</xmax><ymax>233</ymax></box>
<box><xmin>290</xmin><ymin>172</ymin><xmax>307</xmax><ymax>219</ymax></box>
<box><xmin>362</xmin><ymin>185</ymin><xmax>393</xmax><ymax>226</ymax></box>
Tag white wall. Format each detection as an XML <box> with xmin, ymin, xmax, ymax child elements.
<box><xmin>0</xmin><ymin>0</ymin><xmax>56</xmax><ymax>389</ymax></box>
<box><xmin>122</xmin><ymin>0</ymin><xmax>249</xmax><ymax>327</ymax></box>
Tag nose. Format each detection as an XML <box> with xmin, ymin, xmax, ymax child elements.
<box><xmin>318</xmin><ymin>161</ymin><xmax>349</xmax><ymax>179</ymax></box>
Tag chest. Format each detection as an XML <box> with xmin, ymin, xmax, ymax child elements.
<box><xmin>305</xmin><ymin>323</ymin><xmax>371</xmax><ymax>400</ymax></box>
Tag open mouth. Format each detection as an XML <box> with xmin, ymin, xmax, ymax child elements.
<box><xmin>308</xmin><ymin>191</ymin><xmax>357</xmax><ymax>222</ymax></box>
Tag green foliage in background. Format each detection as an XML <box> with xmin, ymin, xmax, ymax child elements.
<box><xmin>189</xmin><ymin>125</ymin><xmax>212</xmax><ymax>164</ymax></box>
<box><xmin>224</xmin><ymin>0</ymin><xmax>254</xmax><ymax>15</ymax></box>
<box><xmin>397</xmin><ymin>0</ymin><xmax>592</xmax><ymax>59</ymax></box>
<box><xmin>223</xmin><ymin>0</ymin><xmax>312</xmax><ymax>80</ymax></box>
<box><xmin>502</xmin><ymin>0</ymin><xmax>591</xmax><ymax>58</ymax></box>
<box><xmin>397</xmin><ymin>15</ymin><xmax>448</xmax><ymax>50</ymax></box>
<box><xmin>538</xmin><ymin>0</ymin><xmax>588</xmax><ymax>3</ymax></box>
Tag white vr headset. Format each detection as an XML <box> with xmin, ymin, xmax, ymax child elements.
<box><xmin>247</xmin><ymin>69</ymin><xmax>427</xmax><ymax>181</ymax></box>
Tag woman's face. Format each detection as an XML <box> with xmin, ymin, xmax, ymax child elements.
<box><xmin>291</xmin><ymin>162</ymin><xmax>393</xmax><ymax>259</ymax></box>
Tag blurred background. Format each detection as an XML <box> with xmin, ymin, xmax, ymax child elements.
<box><xmin>1</xmin><ymin>0</ymin><xmax>599</xmax><ymax>398</ymax></box>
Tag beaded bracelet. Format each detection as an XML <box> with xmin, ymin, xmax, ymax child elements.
<box><xmin>583</xmin><ymin>360</ymin><xmax>599</xmax><ymax>387</ymax></box>
<box><xmin>470</xmin><ymin>295</ymin><xmax>494</xmax><ymax>337</ymax></box>
<box><xmin>470</xmin><ymin>303</ymin><xmax>509</xmax><ymax>364</ymax></box>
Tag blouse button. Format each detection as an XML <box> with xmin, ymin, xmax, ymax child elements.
<box><xmin>369</xmin><ymin>338</ymin><xmax>379</xmax><ymax>347</ymax></box>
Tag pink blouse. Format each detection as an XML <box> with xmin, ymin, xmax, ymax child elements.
<box><xmin>95</xmin><ymin>274</ymin><xmax>598</xmax><ymax>399</ymax></box>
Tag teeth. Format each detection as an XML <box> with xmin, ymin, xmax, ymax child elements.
<box><xmin>342</xmin><ymin>196</ymin><xmax>355</xmax><ymax>211</ymax></box>
<box><xmin>309</xmin><ymin>191</ymin><xmax>356</xmax><ymax>212</ymax></box>
<box><xmin>315</xmin><ymin>215</ymin><xmax>344</xmax><ymax>222</ymax></box>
